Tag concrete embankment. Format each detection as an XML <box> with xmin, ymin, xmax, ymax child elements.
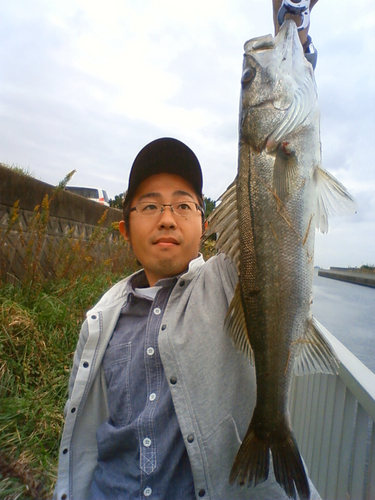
<box><xmin>318</xmin><ymin>267</ymin><xmax>375</xmax><ymax>288</ymax></box>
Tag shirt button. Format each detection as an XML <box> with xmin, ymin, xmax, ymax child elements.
<box><xmin>179</xmin><ymin>280</ymin><xmax>185</xmax><ymax>287</ymax></box>
<box><xmin>149</xmin><ymin>393</ymin><xmax>156</xmax><ymax>401</ymax></box>
<box><xmin>147</xmin><ymin>347</ymin><xmax>155</xmax><ymax>356</ymax></box>
<box><xmin>170</xmin><ymin>376</ymin><xmax>177</xmax><ymax>385</ymax></box>
<box><xmin>187</xmin><ymin>434</ymin><xmax>194</xmax><ymax>443</ymax></box>
<box><xmin>153</xmin><ymin>307</ymin><xmax>161</xmax><ymax>315</ymax></box>
<box><xmin>198</xmin><ymin>489</ymin><xmax>206</xmax><ymax>497</ymax></box>
<box><xmin>161</xmin><ymin>324</ymin><xmax>167</xmax><ymax>330</ymax></box>
<box><xmin>143</xmin><ymin>487</ymin><xmax>152</xmax><ymax>497</ymax></box>
<box><xmin>143</xmin><ymin>437</ymin><xmax>152</xmax><ymax>447</ymax></box>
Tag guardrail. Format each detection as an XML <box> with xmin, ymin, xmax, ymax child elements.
<box><xmin>290</xmin><ymin>320</ymin><xmax>375</xmax><ymax>500</ymax></box>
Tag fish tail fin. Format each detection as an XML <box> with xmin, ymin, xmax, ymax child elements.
<box><xmin>230</xmin><ymin>419</ymin><xmax>311</xmax><ymax>500</ymax></box>
<box><xmin>271</xmin><ymin>434</ymin><xmax>310</xmax><ymax>500</ymax></box>
<box><xmin>229</xmin><ymin>421</ymin><xmax>269</xmax><ymax>487</ymax></box>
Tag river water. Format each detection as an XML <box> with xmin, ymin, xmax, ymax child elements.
<box><xmin>312</xmin><ymin>269</ymin><xmax>375</xmax><ymax>373</ymax></box>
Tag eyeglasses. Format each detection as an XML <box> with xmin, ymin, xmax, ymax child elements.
<box><xmin>130</xmin><ymin>201</ymin><xmax>204</xmax><ymax>217</ymax></box>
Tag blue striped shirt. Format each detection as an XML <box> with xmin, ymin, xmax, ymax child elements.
<box><xmin>89</xmin><ymin>271</ymin><xmax>195</xmax><ymax>500</ymax></box>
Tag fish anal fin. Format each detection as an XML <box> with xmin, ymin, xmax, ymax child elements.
<box><xmin>225</xmin><ymin>283</ymin><xmax>254</xmax><ymax>363</ymax></box>
<box><xmin>314</xmin><ymin>166</ymin><xmax>357</xmax><ymax>234</ymax></box>
<box><xmin>273</xmin><ymin>142</ymin><xmax>299</xmax><ymax>203</ymax></box>
<box><xmin>293</xmin><ymin>317</ymin><xmax>339</xmax><ymax>376</ymax></box>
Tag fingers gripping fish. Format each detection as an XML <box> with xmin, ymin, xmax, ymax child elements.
<box><xmin>205</xmin><ymin>20</ymin><xmax>357</xmax><ymax>500</ymax></box>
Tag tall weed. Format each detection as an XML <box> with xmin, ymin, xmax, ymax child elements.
<box><xmin>0</xmin><ymin>175</ymin><xmax>138</xmax><ymax>499</ymax></box>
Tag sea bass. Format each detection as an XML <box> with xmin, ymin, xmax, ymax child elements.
<box><xmin>206</xmin><ymin>20</ymin><xmax>356</xmax><ymax>500</ymax></box>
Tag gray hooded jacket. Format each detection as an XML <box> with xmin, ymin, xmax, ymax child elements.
<box><xmin>53</xmin><ymin>253</ymin><xmax>320</xmax><ymax>500</ymax></box>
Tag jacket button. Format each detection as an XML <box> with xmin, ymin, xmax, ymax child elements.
<box><xmin>83</xmin><ymin>361</ymin><xmax>89</xmax><ymax>368</ymax></box>
<box><xmin>187</xmin><ymin>434</ymin><xmax>194</xmax><ymax>443</ymax></box>
<box><xmin>198</xmin><ymin>489</ymin><xmax>206</xmax><ymax>497</ymax></box>
<box><xmin>62</xmin><ymin>448</ymin><xmax>68</xmax><ymax>455</ymax></box>
<box><xmin>91</xmin><ymin>315</ymin><xmax>97</xmax><ymax>320</ymax></box>
<box><xmin>61</xmin><ymin>495</ymin><xmax>67</xmax><ymax>500</ymax></box>
<box><xmin>170</xmin><ymin>376</ymin><xmax>177</xmax><ymax>385</ymax></box>
<box><xmin>179</xmin><ymin>280</ymin><xmax>185</xmax><ymax>287</ymax></box>
<box><xmin>161</xmin><ymin>324</ymin><xmax>167</xmax><ymax>330</ymax></box>
<box><xmin>71</xmin><ymin>407</ymin><xmax>76</xmax><ymax>413</ymax></box>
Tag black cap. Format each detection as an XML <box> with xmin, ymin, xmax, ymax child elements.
<box><xmin>124</xmin><ymin>138</ymin><xmax>203</xmax><ymax>205</ymax></box>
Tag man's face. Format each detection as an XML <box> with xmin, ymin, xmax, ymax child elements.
<box><xmin>119</xmin><ymin>173</ymin><xmax>203</xmax><ymax>286</ymax></box>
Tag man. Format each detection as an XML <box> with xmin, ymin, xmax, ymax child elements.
<box><xmin>54</xmin><ymin>3</ymin><xmax>323</xmax><ymax>498</ymax></box>
<box><xmin>54</xmin><ymin>137</ymin><xmax>321</xmax><ymax>500</ymax></box>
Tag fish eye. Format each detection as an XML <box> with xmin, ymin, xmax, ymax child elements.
<box><xmin>241</xmin><ymin>66</ymin><xmax>256</xmax><ymax>86</ymax></box>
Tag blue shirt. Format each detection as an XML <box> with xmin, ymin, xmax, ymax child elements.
<box><xmin>89</xmin><ymin>271</ymin><xmax>195</xmax><ymax>500</ymax></box>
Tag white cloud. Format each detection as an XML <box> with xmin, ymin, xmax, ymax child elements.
<box><xmin>1</xmin><ymin>0</ymin><xmax>374</xmax><ymax>267</ymax></box>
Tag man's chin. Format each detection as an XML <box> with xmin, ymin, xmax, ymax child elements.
<box><xmin>148</xmin><ymin>258</ymin><xmax>187</xmax><ymax>281</ymax></box>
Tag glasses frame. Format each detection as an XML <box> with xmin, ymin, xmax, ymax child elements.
<box><xmin>129</xmin><ymin>201</ymin><xmax>205</xmax><ymax>218</ymax></box>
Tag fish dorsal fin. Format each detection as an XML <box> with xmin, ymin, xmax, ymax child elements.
<box><xmin>293</xmin><ymin>317</ymin><xmax>339</xmax><ymax>375</ymax></box>
<box><xmin>225</xmin><ymin>283</ymin><xmax>254</xmax><ymax>363</ymax></box>
<box><xmin>204</xmin><ymin>179</ymin><xmax>241</xmax><ymax>267</ymax></box>
<box><xmin>204</xmin><ymin>188</ymin><xmax>252</xmax><ymax>361</ymax></box>
<box><xmin>314</xmin><ymin>166</ymin><xmax>358</xmax><ymax>234</ymax></box>
<box><xmin>267</xmin><ymin>74</ymin><xmax>317</xmax><ymax>151</ymax></box>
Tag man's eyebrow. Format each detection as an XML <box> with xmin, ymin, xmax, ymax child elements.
<box><xmin>172</xmin><ymin>190</ymin><xmax>194</xmax><ymax>200</ymax></box>
<box><xmin>137</xmin><ymin>192</ymin><xmax>163</xmax><ymax>202</ymax></box>
<box><xmin>137</xmin><ymin>190</ymin><xmax>195</xmax><ymax>202</ymax></box>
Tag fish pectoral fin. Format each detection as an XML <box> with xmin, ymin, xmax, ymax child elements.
<box><xmin>266</xmin><ymin>73</ymin><xmax>317</xmax><ymax>150</ymax></box>
<box><xmin>225</xmin><ymin>283</ymin><xmax>254</xmax><ymax>363</ymax></box>
<box><xmin>314</xmin><ymin>166</ymin><xmax>358</xmax><ymax>234</ymax></box>
<box><xmin>273</xmin><ymin>143</ymin><xmax>299</xmax><ymax>203</ymax></box>
<box><xmin>293</xmin><ymin>317</ymin><xmax>339</xmax><ymax>375</ymax></box>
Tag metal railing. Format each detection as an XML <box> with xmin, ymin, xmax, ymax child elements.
<box><xmin>290</xmin><ymin>320</ymin><xmax>375</xmax><ymax>500</ymax></box>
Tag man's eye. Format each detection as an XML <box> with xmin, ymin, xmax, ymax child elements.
<box><xmin>141</xmin><ymin>203</ymin><xmax>158</xmax><ymax>212</ymax></box>
<box><xmin>177</xmin><ymin>203</ymin><xmax>192</xmax><ymax>211</ymax></box>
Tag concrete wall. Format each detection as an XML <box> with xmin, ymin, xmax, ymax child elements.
<box><xmin>318</xmin><ymin>267</ymin><xmax>375</xmax><ymax>288</ymax></box>
<box><xmin>0</xmin><ymin>164</ymin><xmax>125</xmax><ymax>282</ymax></box>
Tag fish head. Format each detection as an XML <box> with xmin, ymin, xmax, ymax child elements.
<box><xmin>240</xmin><ymin>20</ymin><xmax>316</xmax><ymax>151</ymax></box>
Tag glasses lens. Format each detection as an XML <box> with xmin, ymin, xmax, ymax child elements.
<box><xmin>136</xmin><ymin>202</ymin><xmax>162</xmax><ymax>216</ymax></box>
<box><xmin>172</xmin><ymin>202</ymin><xmax>196</xmax><ymax>216</ymax></box>
<box><xmin>134</xmin><ymin>201</ymin><xmax>200</xmax><ymax>217</ymax></box>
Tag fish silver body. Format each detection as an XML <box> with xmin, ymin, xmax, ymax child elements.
<box><xmin>206</xmin><ymin>20</ymin><xmax>356</xmax><ymax>500</ymax></box>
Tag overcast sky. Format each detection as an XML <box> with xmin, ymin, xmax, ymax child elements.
<box><xmin>1</xmin><ymin>0</ymin><xmax>374</xmax><ymax>268</ymax></box>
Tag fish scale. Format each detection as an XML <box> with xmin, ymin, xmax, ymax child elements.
<box><xmin>205</xmin><ymin>20</ymin><xmax>357</xmax><ymax>500</ymax></box>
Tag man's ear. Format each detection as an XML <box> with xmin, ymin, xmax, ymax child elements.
<box><xmin>119</xmin><ymin>220</ymin><xmax>130</xmax><ymax>242</ymax></box>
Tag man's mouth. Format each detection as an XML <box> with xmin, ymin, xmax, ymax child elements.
<box><xmin>153</xmin><ymin>237</ymin><xmax>180</xmax><ymax>246</ymax></box>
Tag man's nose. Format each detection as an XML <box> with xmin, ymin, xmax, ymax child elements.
<box><xmin>157</xmin><ymin>206</ymin><xmax>177</xmax><ymax>228</ymax></box>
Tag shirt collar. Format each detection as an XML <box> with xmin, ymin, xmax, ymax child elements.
<box><xmin>126</xmin><ymin>253</ymin><xmax>205</xmax><ymax>298</ymax></box>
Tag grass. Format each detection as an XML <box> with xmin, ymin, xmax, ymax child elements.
<box><xmin>0</xmin><ymin>172</ymin><xmax>139</xmax><ymax>499</ymax></box>
<box><xmin>0</xmin><ymin>272</ymin><xmax>132</xmax><ymax>499</ymax></box>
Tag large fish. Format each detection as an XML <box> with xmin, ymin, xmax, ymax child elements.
<box><xmin>206</xmin><ymin>20</ymin><xmax>357</xmax><ymax>500</ymax></box>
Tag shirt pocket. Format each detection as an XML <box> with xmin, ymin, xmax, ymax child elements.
<box><xmin>103</xmin><ymin>341</ymin><xmax>132</xmax><ymax>426</ymax></box>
